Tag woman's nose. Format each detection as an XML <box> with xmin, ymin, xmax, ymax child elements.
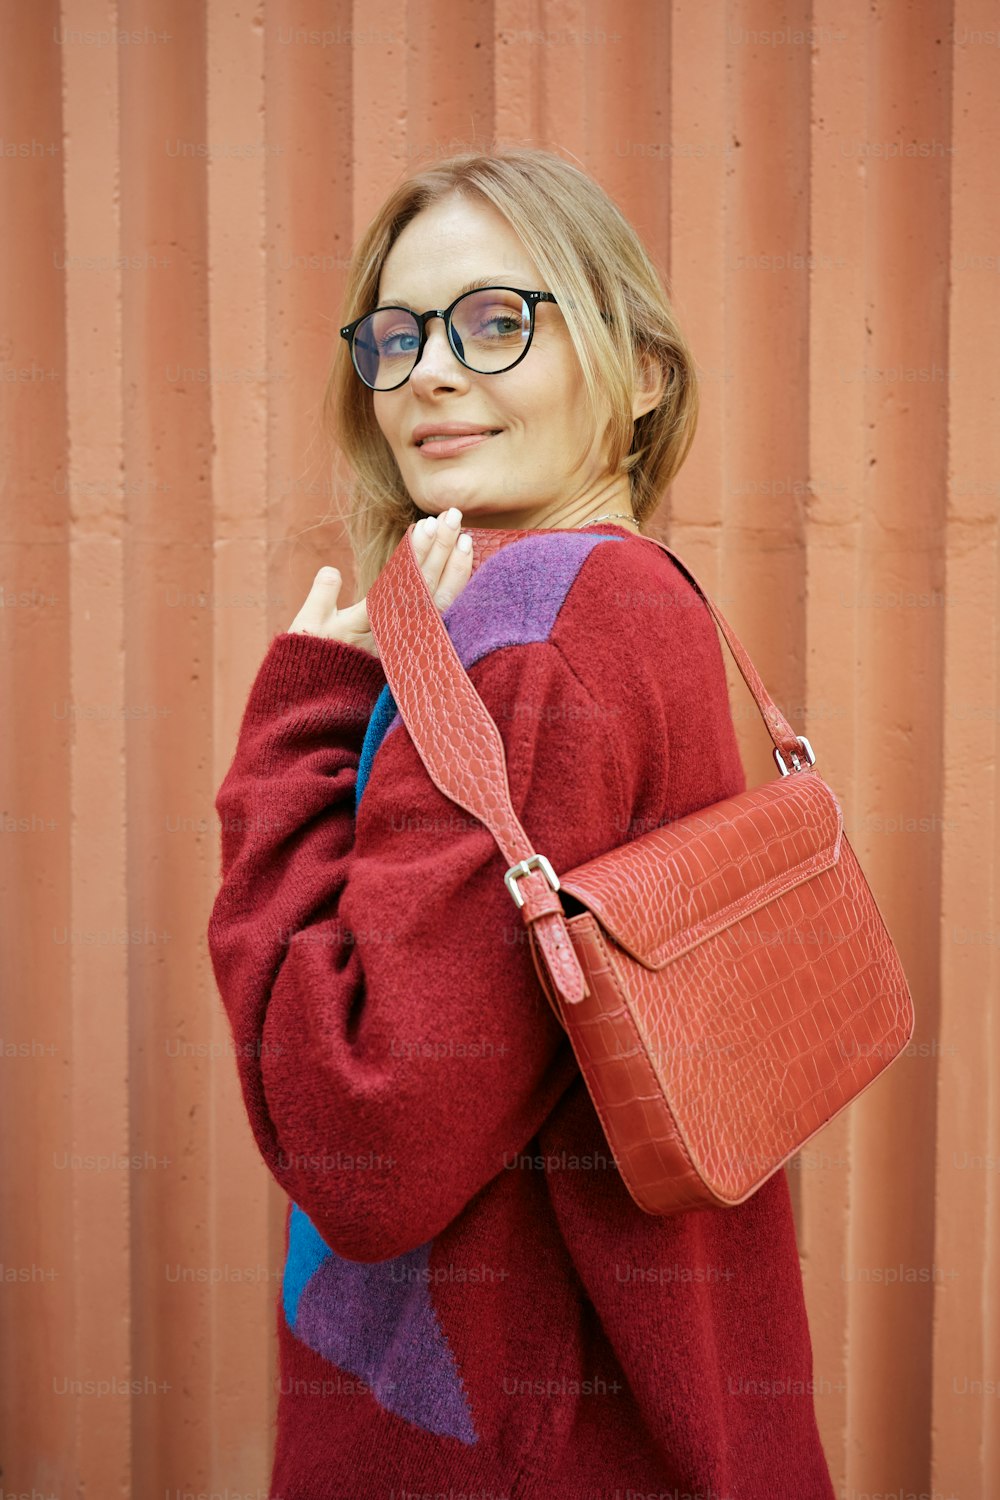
<box><xmin>409</xmin><ymin>317</ymin><xmax>466</xmax><ymax>387</ymax></box>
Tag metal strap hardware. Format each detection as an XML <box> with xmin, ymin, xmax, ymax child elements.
<box><xmin>773</xmin><ymin>736</ymin><xmax>817</xmax><ymax>777</ymax></box>
<box><xmin>504</xmin><ymin>853</ymin><xmax>561</xmax><ymax>909</ymax></box>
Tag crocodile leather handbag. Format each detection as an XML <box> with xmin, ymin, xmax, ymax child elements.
<box><xmin>366</xmin><ymin>523</ymin><xmax>916</xmax><ymax>1217</ymax></box>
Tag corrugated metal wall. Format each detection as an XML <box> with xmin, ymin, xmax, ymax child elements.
<box><xmin>1</xmin><ymin>1</ymin><xmax>997</xmax><ymax>1494</ymax></box>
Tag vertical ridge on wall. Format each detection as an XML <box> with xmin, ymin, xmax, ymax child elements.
<box><xmin>352</xmin><ymin>0</ymin><xmax>408</xmax><ymax>243</ymax></box>
<box><xmin>586</xmin><ymin>0</ymin><xmax>672</xmax><ymax>255</ymax></box>
<box><xmin>207</xmin><ymin>1</ymin><xmax>272</xmax><ymax>1489</ymax></box>
<box><xmin>1</xmin><ymin>1</ymin><xmax>89</xmax><ymax>1491</ymax></box>
<box><xmin>669</xmin><ymin>0</ymin><xmax>728</xmax><ymax>573</ymax></box>
<box><xmin>803</xmin><ymin>0</ymin><xmax>871</xmax><ymax>1470</ymax></box>
<box><xmin>267</xmin><ymin>0</ymin><xmax>355</xmax><ymax>602</ymax></box>
<box><xmin>494</xmin><ymin>0</ymin><xmax>538</xmax><ymax>144</ymax></box>
<box><xmin>847</xmin><ymin>1</ymin><xmax>950</xmax><ymax>1486</ymax></box>
<box><xmin>118</xmin><ymin>0</ymin><xmax>216</xmax><ymax>1489</ymax></box>
<box><xmin>723</xmin><ymin>0</ymin><xmax>812</xmax><ymax>797</ymax></box>
<box><xmin>935</xmin><ymin>2</ymin><xmax>1000</xmax><ymax>1494</ymax></box>
<box><xmin>406</xmin><ymin>0</ymin><xmax>494</xmax><ymax>159</ymax></box>
<box><xmin>62</xmin><ymin>5</ymin><xmax>131</xmax><ymax>1493</ymax></box>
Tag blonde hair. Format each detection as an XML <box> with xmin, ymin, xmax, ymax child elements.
<box><xmin>322</xmin><ymin>145</ymin><xmax>699</xmax><ymax>593</ymax></box>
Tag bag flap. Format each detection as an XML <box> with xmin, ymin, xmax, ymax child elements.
<box><xmin>558</xmin><ymin>770</ymin><xmax>844</xmax><ymax>969</ymax></box>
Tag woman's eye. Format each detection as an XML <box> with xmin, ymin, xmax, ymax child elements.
<box><xmin>379</xmin><ymin>331</ymin><xmax>419</xmax><ymax>355</ymax></box>
<box><xmin>478</xmin><ymin>315</ymin><xmax>522</xmax><ymax>339</ymax></box>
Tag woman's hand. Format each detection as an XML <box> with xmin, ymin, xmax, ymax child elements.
<box><xmin>286</xmin><ymin>507</ymin><xmax>474</xmax><ymax>658</ymax></box>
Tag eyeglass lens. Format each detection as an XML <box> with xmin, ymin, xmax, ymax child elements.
<box><xmin>352</xmin><ymin>288</ymin><xmax>533</xmax><ymax>389</ymax></box>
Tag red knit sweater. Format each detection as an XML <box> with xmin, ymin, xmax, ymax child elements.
<box><xmin>207</xmin><ymin>520</ymin><xmax>836</xmax><ymax>1500</ymax></box>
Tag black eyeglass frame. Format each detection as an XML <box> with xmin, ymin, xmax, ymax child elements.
<box><xmin>339</xmin><ymin>286</ymin><xmax>560</xmax><ymax>392</ymax></box>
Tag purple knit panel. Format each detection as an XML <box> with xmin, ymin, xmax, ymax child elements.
<box><xmin>294</xmin><ymin>1240</ymin><xmax>479</xmax><ymax>1444</ymax></box>
<box><xmin>383</xmin><ymin>531</ymin><xmax>622</xmax><ymax>738</ymax></box>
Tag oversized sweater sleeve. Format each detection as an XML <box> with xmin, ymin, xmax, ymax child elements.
<box><xmin>206</xmin><ymin>619</ymin><xmax>632</xmax><ymax>1265</ymax></box>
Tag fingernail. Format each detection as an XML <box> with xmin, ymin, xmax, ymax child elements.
<box><xmin>457</xmin><ymin>533</ymin><xmax>472</xmax><ymax>553</ymax></box>
<box><xmin>443</xmin><ymin>507</ymin><xmax>461</xmax><ymax>529</ymax></box>
<box><xmin>423</xmin><ymin>516</ymin><xmax>437</xmax><ymax>534</ymax></box>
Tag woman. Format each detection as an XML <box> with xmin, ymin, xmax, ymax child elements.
<box><xmin>207</xmin><ymin>147</ymin><xmax>836</xmax><ymax>1499</ymax></box>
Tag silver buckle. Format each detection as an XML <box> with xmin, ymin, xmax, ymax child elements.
<box><xmin>504</xmin><ymin>853</ymin><xmax>560</xmax><ymax>909</ymax></box>
<box><xmin>773</xmin><ymin>735</ymin><xmax>817</xmax><ymax>777</ymax></box>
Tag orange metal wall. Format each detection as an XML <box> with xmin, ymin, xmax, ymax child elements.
<box><xmin>2</xmin><ymin>2</ymin><xmax>997</xmax><ymax>1495</ymax></box>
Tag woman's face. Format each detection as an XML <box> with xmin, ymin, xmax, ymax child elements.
<box><xmin>370</xmin><ymin>192</ymin><xmax>635</xmax><ymax>530</ymax></box>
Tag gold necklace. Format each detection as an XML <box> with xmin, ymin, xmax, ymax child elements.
<box><xmin>586</xmin><ymin>511</ymin><xmax>640</xmax><ymax>529</ymax></box>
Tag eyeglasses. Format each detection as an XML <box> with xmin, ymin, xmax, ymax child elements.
<box><xmin>340</xmin><ymin>286</ymin><xmax>559</xmax><ymax>392</ymax></box>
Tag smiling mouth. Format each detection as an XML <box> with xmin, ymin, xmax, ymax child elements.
<box><xmin>417</xmin><ymin>429</ymin><xmax>503</xmax><ymax>447</ymax></box>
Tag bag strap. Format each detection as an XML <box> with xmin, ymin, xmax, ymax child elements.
<box><xmin>365</xmin><ymin>524</ymin><xmax>816</xmax><ymax>1006</ymax></box>
<box><xmin>635</xmin><ymin>536</ymin><xmax>812</xmax><ymax>770</ymax></box>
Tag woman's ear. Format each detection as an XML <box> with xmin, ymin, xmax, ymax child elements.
<box><xmin>632</xmin><ymin>348</ymin><xmax>668</xmax><ymax>421</ymax></box>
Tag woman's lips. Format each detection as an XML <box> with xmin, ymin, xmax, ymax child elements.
<box><xmin>415</xmin><ymin>431</ymin><xmax>502</xmax><ymax>459</ymax></box>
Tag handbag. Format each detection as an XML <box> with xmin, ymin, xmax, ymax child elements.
<box><xmin>365</xmin><ymin>522</ymin><xmax>916</xmax><ymax>1216</ymax></box>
